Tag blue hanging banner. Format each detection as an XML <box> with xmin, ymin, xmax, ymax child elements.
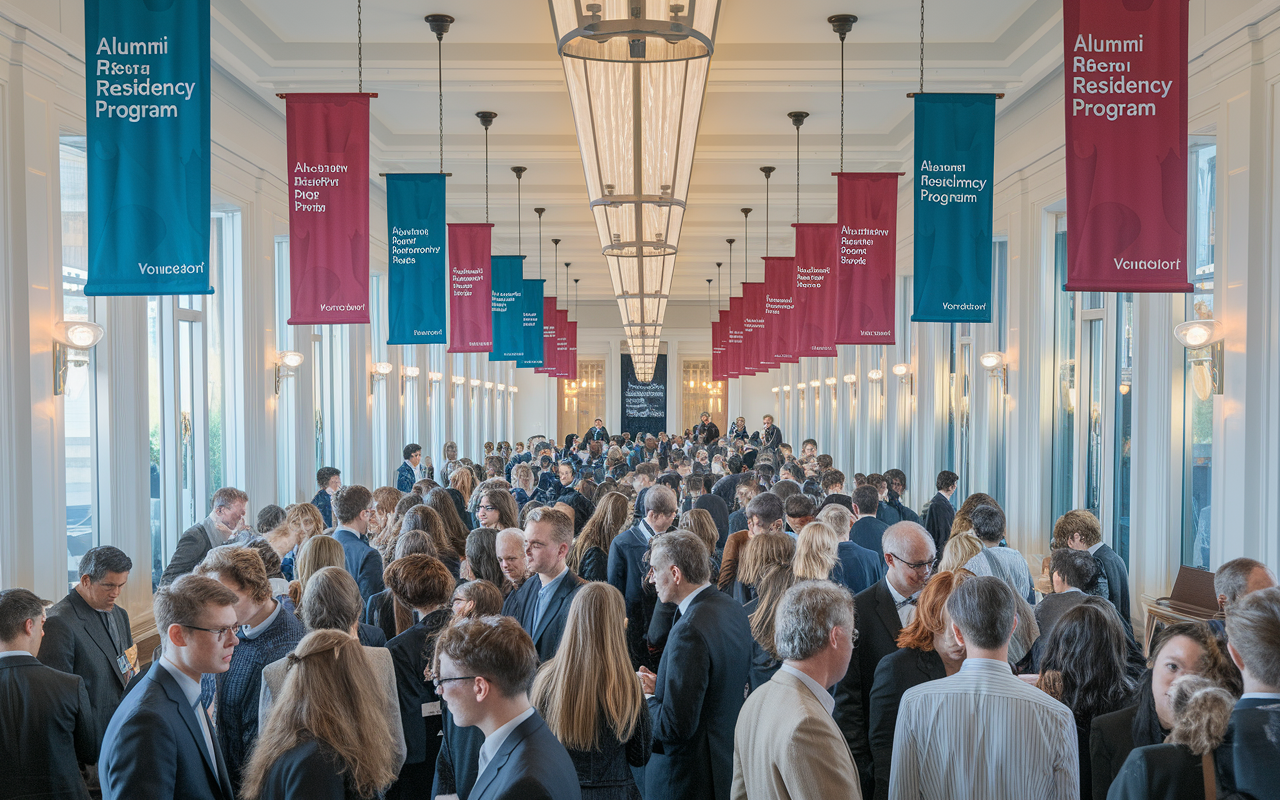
<box><xmin>386</xmin><ymin>173</ymin><xmax>447</xmax><ymax>344</ymax></box>
<box><xmin>84</xmin><ymin>0</ymin><xmax>211</xmax><ymax>297</ymax></box>
<box><xmin>518</xmin><ymin>279</ymin><xmax>544</xmax><ymax>369</ymax></box>
<box><xmin>911</xmin><ymin>93</ymin><xmax>996</xmax><ymax>323</ymax></box>
<box><xmin>491</xmin><ymin>255</ymin><xmax>526</xmax><ymax>361</ymax></box>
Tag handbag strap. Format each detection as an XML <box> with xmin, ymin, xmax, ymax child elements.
<box><xmin>1202</xmin><ymin>752</ymin><xmax>1215</xmax><ymax>799</ymax></box>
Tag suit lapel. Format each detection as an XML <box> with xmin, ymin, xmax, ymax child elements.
<box><xmin>470</xmin><ymin>712</ymin><xmax>542</xmax><ymax>799</ymax></box>
<box><xmin>532</xmin><ymin>573</ymin><xmax>578</xmax><ymax>644</ymax></box>
<box><xmin>874</xmin><ymin>580</ymin><xmax>902</xmax><ymax>642</ymax></box>
<box><xmin>153</xmin><ymin>666</ymin><xmax>224</xmax><ymax>792</ymax></box>
<box><xmin>71</xmin><ymin>591</ymin><xmax>127</xmax><ymax>687</ymax></box>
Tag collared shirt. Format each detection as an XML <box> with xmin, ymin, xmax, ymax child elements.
<box><xmin>1087</xmin><ymin>542</ymin><xmax>1104</xmax><ymax>555</ymax></box>
<box><xmin>334</xmin><ymin>524</ymin><xmax>367</xmax><ymax>544</ymax></box>
<box><xmin>1057</xmin><ymin>586</ymin><xmax>1083</xmax><ymax>595</ymax></box>
<box><xmin>477</xmin><ymin>706</ymin><xmax>536</xmax><ymax>778</ymax></box>
<box><xmin>959</xmin><ymin>657</ymin><xmax>1011</xmax><ymax>674</ymax></box>
<box><xmin>156</xmin><ymin>656</ymin><xmax>219</xmax><ymax>768</ymax></box>
<box><xmin>886</xmin><ymin>579</ymin><xmax>918</xmax><ymax>626</ymax></box>
<box><xmin>638</xmin><ymin>519</ymin><xmax>658</xmax><ymax>543</ymax></box>
<box><xmin>0</xmin><ymin>650</ymin><xmax>32</xmax><ymax>660</ymax></box>
<box><xmin>779</xmin><ymin>663</ymin><xmax>835</xmax><ymax>715</ymax></box>
<box><xmin>677</xmin><ymin>582</ymin><xmax>712</xmax><ymax>618</ymax></box>
<box><xmin>532</xmin><ymin>567</ymin><xmax>569</xmax><ymax>633</ymax></box>
<box><xmin>240</xmin><ymin>599</ymin><xmax>282</xmax><ymax>640</ymax></box>
<box><xmin>1242</xmin><ymin>692</ymin><xmax>1280</xmax><ymax>701</ymax></box>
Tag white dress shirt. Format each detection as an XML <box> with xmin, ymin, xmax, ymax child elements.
<box><xmin>240</xmin><ymin>599</ymin><xmax>282</xmax><ymax>640</ymax></box>
<box><xmin>885</xmin><ymin>579</ymin><xmax>918</xmax><ymax>627</ymax></box>
<box><xmin>155</xmin><ymin>656</ymin><xmax>219</xmax><ymax>768</ymax></box>
<box><xmin>779</xmin><ymin>664</ymin><xmax>835</xmax><ymax>715</ymax></box>
<box><xmin>0</xmin><ymin>649</ymin><xmax>32</xmax><ymax>659</ymax></box>
<box><xmin>477</xmin><ymin>706</ymin><xmax>536</xmax><ymax>778</ymax></box>
<box><xmin>677</xmin><ymin>582</ymin><xmax>713</xmax><ymax>617</ymax></box>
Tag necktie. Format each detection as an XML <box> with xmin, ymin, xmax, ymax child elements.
<box><xmin>672</xmin><ymin>608</ymin><xmax>683</xmax><ymax>626</ymax></box>
<box><xmin>895</xmin><ymin>595</ymin><xmax>918</xmax><ymax>610</ymax></box>
<box><xmin>102</xmin><ymin>611</ymin><xmax>122</xmax><ymax>654</ymax></box>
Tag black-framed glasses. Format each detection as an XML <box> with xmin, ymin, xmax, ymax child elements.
<box><xmin>478</xmin><ymin>505</ymin><xmax>497</xmax><ymax>513</ymax></box>
<box><xmin>887</xmin><ymin>553</ymin><xmax>935</xmax><ymax>572</ymax></box>
<box><xmin>432</xmin><ymin>675</ymin><xmax>479</xmax><ymax>691</ymax></box>
<box><xmin>182</xmin><ymin>624</ymin><xmax>237</xmax><ymax>641</ymax></box>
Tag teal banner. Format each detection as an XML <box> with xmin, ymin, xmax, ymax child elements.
<box><xmin>491</xmin><ymin>255</ymin><xmax>525</xmax><ymax>361</ymax></box>
<box><xmin>912</xmin><ymin>93</ymin><xmax>996</xmax><ymax>323</ymax></box>
<box><xmin>518</xmin><ymin>279</ymin><xmax>544</xmax><ymax>368</ymax></box>
<box><xmin>85</xmin><ymin>0</ymin><xmax>211</xmax><ymax>296</ymax></box>
<box><xmin>386</xmin><ymin>174</ymin><xmax>446</xmax><ymax>344</ymax></box>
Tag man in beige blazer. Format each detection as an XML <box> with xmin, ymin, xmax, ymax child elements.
<box><xmin>732</xmin><ymin>580</ymin><xmax>862</xmax><ymax>800</ymax></box>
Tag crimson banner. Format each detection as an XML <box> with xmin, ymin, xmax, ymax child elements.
<box><xmin>537</xmin><ymin>297</ymin><xmax>558</xmax><ymax>374</ymax></box>
<box><xmin>285</xmin><ymin>94</ymin><xmax>370</xmax><ymax>324</ymax></box>
<box><xmin>555</xmin><ymin>309</ymin><xmax>570</xmax><ymax>379</ymax></box>
<box><xmin>745</xmin><ymin>283</ymin><xmax>775</xmax><ymax>372</ymax></box>
<box><xmin>1064</xmin><ymin>0</ymin><xmax>1190</xmax><ymax>293</ymax></box>
<box><xmin>711</xmin><ymin>317</ymin><xmax>726</xmax><ymax>381</ymax></box>
<box><xmin>446</xmin><ymin>223</ymin><xmax>493</xmax><ymax>352</ymax></box>
<box><xmin>764</xmin><ymin>256</ymin><xmax>799</xmax><ymax>363</ymax></box>
<box><xmin>727</xmin><ymin>297</ymin><xmax>745</xmax><ymax>377</ymax></box>
<box><xmin>793</xmin><ymin>223</ymin><xmax>839</xmax><ymax>357</ymax></box>
<box><xmin>835</xmin><ymin>173</ymin><xmax>898</xmax><ymax>343</ymax></box>
<box><xmin>566</xmin><ymin>321</ymin><xmax>578</xmax><ymax>381</ymax></box>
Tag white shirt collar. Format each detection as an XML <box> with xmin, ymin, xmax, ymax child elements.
<box><xmin>959</xmin><ymin>657</ymin><xmax>1012</xmax><ymax>674</ymax></box>
<box><xmin>638</xmin><ymin>519</ymin><xmax>658</xmax><ymax>541</ymax></box>
<box><xmin>779</xmin><ymin>664</ymin><xmax>835</xmax><ymax>715</ymax></box>
<box><xmin>1087</xmin><ymin>542</ymin><xmax>1104</xmax><ymax>555</ymax></box>
<box><xmin>885</xmin><ymin>579</ymin><xmax>910</xmax><ymax>605</ymax></box>
<box><xmin>241</xmin><ymin>599</ymin><xmax>282</xmax><ymax>640</ymax></box>
<box><xmin>677</xmin><ymin>582</ymin><xmax>713</xmax><ymax>617</ymax></box>
<box><xmin>477</xmin><ymin>706</ymin><xmax>536</xmax><ymax>778</ymax></box>
<box><xmin>156</xmin><ymin>655</ymin><xmax>203</xmax><ymax>705</ymax></box>
<box><xmin>0</xmin><ymin>650</ymin><xmax>32</xmax><ymax>659</ymax></box>
<box><xmin>1241</xmin><ymin>692</ymin><xmax>1280</xmax><ymax>700</ymax></box>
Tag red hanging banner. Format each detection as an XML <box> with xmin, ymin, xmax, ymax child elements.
<box><xmin>285</xmin><ymin>94</ymin><xmax>370</xmax><ymax>324</ymax></box>
<box><xmin>835</xmin><ymin>173</ymin><xmax>898</xmax><ymax>343</ymax></box>
<box><xmin>764</xmin><ymin>256</ymin><xmax>799</xmax><ymax>364</ymax></box>
<box><xmin>536</xmin><ymin>297</ymin><xmax>558</xmax><ymax>374</ymax></box>
<box><xmin>555</xmin><ymin>309</ymin><xmax>570</xmax><ymax>379</ymax></box>
<box><xmin>793</xmin><ymin>223</ymin><xmax>839</xmax><ymax>357</ymax></box>
<box><xmin>711</xmin><ymin>317</ymin><xmax>726</xmax><ymax>382</ymax></box>
<box><xmin>727</xmin><ymin>296</ymin><xmax>746</xmax><ymax>377</ymax></box>
<box><xmin>744</xmin><ymin>283</ymin><xmax>775</xmax><ymax>372</ymax></box>
<box><xmin>566</xmin><ymin>321</ymin><xmax>578</xmax><ymax>381</ymax></box>
<box><xmin>446</xmin><ymin>223</ymin><xmax>494</xmax><ymax>352</ymax></box>
<box><xmin>1063</xmin><ymin>0</ymin><xmax>1191</xmax><ymax>293</ymax></box>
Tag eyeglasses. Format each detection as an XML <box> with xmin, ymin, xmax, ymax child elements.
<box><xmin>183</xmin><ymin>624</ymin><xmax>238</xmax><ymax>641</ymax></box>
<box><xmin>478</xmin><ymin>505</ymin><xmax>497</xmax><ymax>513</ymax></box>
<box><xmin>432</xmin><ymin>675</ymin><xmax>478</xmax><ymax>691</ymax></box>
<box><xmin>887</xmin><ymin>553</ymin><xmax>935</xmax><ymax>573</ymax></box>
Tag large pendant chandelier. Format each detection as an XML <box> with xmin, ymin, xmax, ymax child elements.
<box><xmin>549</xmin><ymin>1</ymin><xmax>720</xmax><ymax>382</ymax></box>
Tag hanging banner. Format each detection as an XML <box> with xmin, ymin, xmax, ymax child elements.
<box><xmin>490</xmin><ymin>255</ymin><xmax>525</xmax><ymax>361</ymax></box>
<box><xmin>793</xmin><ymin>223</ymin><xmax>839</xmax><ymax>356</ymax></box>
<box><xmin>386</xmin><ymin>174</ymin><xmax>446</xmax><ymax>344</ymax></box>
<box><xmin>621</xmin><ymin>353</ymin><xmax>668</xmax><ymax>439</ymax></box>
<box><xmin>835</xmin><ymin>173</ymin><xmax>899</xmax><ymax>343</ymax></box>
<box><xmin>537</xmin><ymin>297</ymin><xmax>558</xmax><ymax>374</ymax></box>
<box><xmin>446</xmin><ymin>223</ymin><xmax>494</xmax><ymax>352</ymax></box>
<box><xmin>727</xmin><ymin>296</ymin><xmax>746</xmax><ymax>377</ymax></box>
<box><xmin>744</xmin><ymin>283</ymin><xmax>775</xmax><ymax>372</ymax></box>
<box><xmin>566</xmin><ymin>321</ymin><xmax>579</xmax><ymax>381</ymax></box>
<box><xmin>764</xmin><ymin>256</ymin><xmax>799</xmax><ymax>364</ymax></box>
<box><xmin>85</xmin><ymin>0</ymin><xmax>211</xmax><ymax>297</ymax></box>
<box><xmin>285</xmin><ymin>94</ymin><xmax>370</xmax><ymax>324</ymax></box>
<box><xmin>912</xmin><ymin>93</ymin><xmax>995</xmax><ymax>322</ymax></box>
<box><xmin>555</xmin><ymin>309</ymin><xmax>571</xmax><ymax>379</ymax></box>
<box><xmin>518</xmin><ymin>280</ymin><xmax>545</xmax><ymax>369</ymax></box>
<box><xmin>1063</xmin><ymin>0</ymin><xmax>1191</xmax><ymax>293</ymax></box>
<box><xmin>711</xmin><ymin>318</ymin><xmax>726</xmax><ymax>382</ymax></box>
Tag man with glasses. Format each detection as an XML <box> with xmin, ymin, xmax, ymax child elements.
<box><xmin>834</xmin><ymin>521</ymin><xmax>936</xmax><ymax>799</ymax></box>
<box><xmin>99</xmin><ymin>574</ymin><xmax>240</xmax><ymax>800</ymax></box>
<box><xmin>331</xmin><ymin>485</ymin><xmax>385</xmax><ymax>601</ymax></box>
<box><xmin>40</xmin><ymin>545</ymin><xmax>136</xmax><ymax>788</ymax></box>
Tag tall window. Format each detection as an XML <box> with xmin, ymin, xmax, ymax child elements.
<box><xmin>989</xmin><ymin>239</ymin><xmax>1009</xmax><ymax>505</ymax></box>
<box><xmin>1050</xmin><ymin>214</ymin><xmax>1076</xmax><ymax>529</ymax></box>
<box><xmin>370</xmin><ymin>274</ymin><xmax>389</xmax><ymax>483</ymax></box>
<box><xmin>681</xmin><ymin>359</ymin><xmax>725</xmax><ymax>434</ymax></box>
<box><xmin>558</xmin><ymin>360</ymin><xmax>606</xmax><ymax>437</ymax></box>
<box><xmin>403</xmin><ymin>346</ymin><xmax>420</xmax><ymax>446</ymax></box>
<box><xmin>274</xmin><ymin>237</ymin><xmax>299</xmax><ymax>503</ymax></box>
<box><xmin>314</xmin><ymin>325</ymin><xmax>351</xmax><ymax>475</ymax></box>
<box><xmin>60</xmin><ymin>136</ymin><xmax>99</xmax><ymax>586</ymax></box>
<box><xmin>1183</xmin><ymin>142</ymin><xmax>1216</xmax><ymax>568</ymax></box>
<box><xmin>946</xmin><ymin>326</ymin><xmax>973</xmax><ymax>501</ymax></box>
<box><xmin>1113</xmin><ymin>293</ymin><xmax>1134</xmax><ymax>565</ymax></box>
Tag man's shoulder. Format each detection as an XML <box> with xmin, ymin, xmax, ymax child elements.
<box><xmin>44</xmin><ymin>591</ymin><xmax>82</xmax><ymax>621</ymax></box>
<box><xmin>854</xmin><ymin>578</ymin><xmax>887</xmax><ymax>605</ymax></box>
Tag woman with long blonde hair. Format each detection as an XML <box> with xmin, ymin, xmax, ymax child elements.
<box><xmin>240</xmin><ymin>629</ymin><xmax>398</xmax><ymax>799</ymax></box>
<box><xmin>531</xmin><ymin>582</ymin><xmax>651</xmax><ymax>798</ymax></box>
<box><xmin>746</xmin><ymin>564</ymin><xmax>797</xmax><ymax>690</ymax></box>
<box><xmin>938</xmin><ymin>530</ymin><xmax>983</xmax><ymax>573</ymax></box>
<box><xmin>286</xmin><ymin>534</ymin><xmax>345</xmax><ymax>610</ymax></box>
<box><xmin>793</xmin><ymin>520</ymin><xmax>843</xmax><ymax>581</ymax></box>
<box><xmin>449</xmin><ymin>467</ymin><xmax>478</xmax><ymax>506</ymax></box>
<box><xmin>679</xmin><ymin>508</ymin><xmax>722</xmax><ymax>583</ymax></box>
<box><xmin>568</xmin><ymin>491</ymin><xmax>632</xmax><ymax>581</ymax></box>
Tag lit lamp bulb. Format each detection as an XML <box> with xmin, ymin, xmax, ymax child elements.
<box><xmin>1173</xmin><ymin>319</ymin><xmax>1225</xmax><ymax>349</ymax></box>
<box><xmin>402</xmin><ymin>365</ymin><xmax>420</xmax><ymax>378</ymax></box>
<box><xmin>868</xmin><ymin>369</ymin><xmax>884</xmax><ymax>382</ymax></box>
<box><xmin>1119</xmin><ymin>383</ymin><xmax>1131</xmax><ymax>396</ymax></box>
<box><xmin>979</xmin><ymin>351</ymin><xmax>1006</xmax><ymax>371</ymax></box>
<box><xmin>278</xmin><ymin>351</ymin><xmax>305</xmax><ymax>369</ymax></box>
<box><xmin>892</xmin><ymin>363</ymin><xmax>910</xmax><ymax>377</ymax></box>
<box><xmin>54</xmin><ymin>321</ymin><xmax>106</xmax><ymax>349</ymax></box>
<box><xmin>373</xmin><ymin>362</ymin><xmax>394</xmax><ymax>376</ymax></box>
<box><xmin>842</xmin><ymin>374</ymin><xmax>856</xmax><ymax>384</ymax></box>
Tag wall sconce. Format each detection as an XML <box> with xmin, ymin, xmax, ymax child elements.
<box><xmin>867</xmin><ymin>369</ymin><xmax>884</xmax><ymax>382</ymax></box>
<box><xmin>980</xmin><ymin>351</ymin><xmax>1008</xmax><ymax>393</ymax></box>
<box><xmin>1174</xmin><ymin>319</ymin><xmax>1225</xmax><ymax>398</ymax></box>
<box><xmin>1119</xmin><ymin>383</ymin><xmax>1131</xmax><ymax>396</ymax></box>
<box><xmin>484</xmin><ymin>381</ymin><xmax>494</xmax><ymax>390</ymax></box>
<box><xmin>401</xmin><ymin>364</ymin><xmax>420</xmax><ymax>393</ymax></box>
<box><xmin>511</xmin><ymin>386</ymin><xmax>519</xmax><ymax>393</ymax></box>
<box><xmin>808</xmin><ymin>379</ymin><xmax>820</xmax><ymax>388</ymax></box>
<box><xmin>771</xmin><ymin>386</ymin><xmax>779</xmax><ymax>393</ymax></box>
<box><xmin>892</xmin><ymin>362</ymin><xmax>914</xmax><ymax>394</ymax></box>
<box><xmin>370</xmin><ymin>361</ymin><xmax>393</xmax><ymax>395</ymax></box>
<box><xmin>842</xmin><ymin>374</ymin><xmax>856</xmax><ymax>384</ymax></box>
<box><xmin>428</xmin><ymin>371</ymin><xmax>443</xmax><ymax>382</ymax></box>
<box><xmin>53</xmin><ymin>321</ymin><xmax>105</xmax><ymax>396</ymax></box>
<box><xmin>496</xmin><ymin>383</ymin><xmax>506</xmax><ymax>392</ymax></box>
<box><xmin>273</xmin><ymin>349</ymin><xmax>304</xmax><ymax>395</ymax></box>
<box><xmin>451</xmin><ymin>375</ymin><xmax>466</xmax><ymax>385</ymax></box>
<box><xmin>824</xmin><ymin>376</ymin><xmax>837</xmax><ymax>386</ymax></box>
<box><xmin>469</xmin><ymin>378</ymin><xmax>481</xmax><ymax>387</ymax></box>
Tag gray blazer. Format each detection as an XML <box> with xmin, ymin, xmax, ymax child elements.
<box><xmin>258</xmin><ymin>644</ymin><xmax>406</xmax><ymax>772</ymax></box>
<box><xmin>160</xmin><ymin>516</ymin><xmax>223</xmax><ymax>585</ymax></box>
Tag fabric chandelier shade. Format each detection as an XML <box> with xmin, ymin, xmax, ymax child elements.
<box><xmin>549</xmin><ymin>0</ymin><xmax>720</xmax><ymax>382</ymax></box>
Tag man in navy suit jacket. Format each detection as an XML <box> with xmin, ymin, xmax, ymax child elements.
<box><xmin>502</xmin><ymin>506</ymin><xmax>585</xmax><ymax>662</ymax></box>
<box><xmin>311</xmin><ymin>466</ymin><xmax>341</xmax><ymax>528</ymax></box>
<box><xmin>397</xmin><ymin>443</ymin><xmax>422</xmax><ymax>492</ymax></box>
<box><xmin>639</xmin><ymin>532</ymin><xmax>752</xmax><ymax>800</ymax></box>
<box><xmin>608</xmin><ymin>485</ymin><xmax>678</xmax><ymax>670</ymax></box>
<box><xmin>1216</xmin><ymin>587</ymin><xmax>1280</xmax><ymax>796</ymax></box>
<box><xmin>99</xmin><ymin>575</ymin><xmax>240</xmax><ymax>800</ymax></box>
<box><xmin>850</xmin><ymin>486</ymin><xmax>890</xmax><ymax>557</ymax></box>
<box><xmin>330</xmin><ymin>485</ymin><xmax>385</xmax><ymax>601</ymax></box>
<box><xmin>819</xmin><ymin>504</ymin><xmax>885</xmax><ymax>595</ymax></box>
<box><xmin>434</xmin><ymin>616</ymin><xmax>581</xmax><ymax>800</ymax></box>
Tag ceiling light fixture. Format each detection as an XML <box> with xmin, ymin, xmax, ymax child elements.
<box><xmin>548</xmin><ymin>0</ymin><xmax>720</xmax><ymax>382</ymax></box>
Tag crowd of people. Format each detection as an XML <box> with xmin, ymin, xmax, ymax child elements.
<box><xmin>2</xmin><ymin>415</ymin><xmax>1279</xmax><ymax>800</ymax></box>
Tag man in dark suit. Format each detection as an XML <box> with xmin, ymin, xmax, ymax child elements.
<box><xmin>1035</xmin><ymin>548</ymin><xmax>1098</xmax><ymax>638</ymax></box>
<box><xmin>99</xmin><ymin>575</ymin><xmax>240</xmax><ymax>800</ymax></box>
<box><xmin>160</xmin><ymin>487</ymin><xmax>250</xmax><ymax>585</ymax></box>
<box><xmin>834</xmin><ymin>521</ymin><xmax>937</xmax><ymax>798</ymax></box>
<box><xmin>693</xmin><ymin>411</ymin><xmax>720</xmax><ymax>446</ymax></box>
<box><xmin>434</xmin><ymin>615</ymin><xmax>581</xmax><ymax>800</ymax></box>
<box><xmin>585</xmin><ymin>418</ymin><xmax>610</xmax><ymax>442</ymax></box>
<box><xmin>883</xmin><ymin>469</ymin><xmax>922</xmax><ymax>524</ymax></box>
<box><xmin>311</xmin><ymin>466</ymin><xmax>341</xmax><ymax>528</ymax></box>
<box><xmin>397</xmin><ymin>443</ymin><xmax>422</xmax><ymax>492</ymax></box>
<box><xmin>502</xmin><ymin>506</ymin><xmax>585</xmax><ymax>662</ymax></box>
<box><xmin>39</xmin><ymin>545</ymin><xmax>136</xmax><ymax>762</ymax></box>
<box><xmin>639</xmin><ymin>532</ymin><xmax>752</xmax><ymax>800</ymax></box>
<box><xmin>1217</xmin><ymin>586</ymin><xmax>1280</xmax><ymax>797</ymax></box>
<box><xmin>817</xmin><ymin>504</ymin><xmax>884</xmax><ymax>595</ymax></box>
<box><xmin>920</xmin><ymin>470</ymin><xmax>958</xmax><ymax>554</ymax></box>
<box><xmin>330</xmin><ymin>484</ymin><xmax>385</xmax><ymax>601</ymax></box>
<box><xmin>1</xmin><ymin>588</ymin><xmax>98</xmax><ymax>800</ymax></box>
<box><xmin>759</xmin><ymin>414</ymin><xmax>782</xmax><ymax>452</ymax></box>
<box><xmin>1052</xmin><ymin>508</ymin><xmax>1133</xmax><ymax>636</ymax></box>
<box><xmin>608</xmin><ymin>484</ymin><xmax>678</xmax><ymax>670</ymax></box>
<box><xmin>850</xmin><ymin>485</ymin><xmax>890</xmax><ymax>557</ymax></box>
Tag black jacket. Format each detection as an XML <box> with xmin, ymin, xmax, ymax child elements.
<box><xmin>387</xmin><ymin>609</ymin><xmax>452</xmax><ymax>766</ymax></box>
<box><xmin>693</xmin><ymin>421</ymin><xmax>720</xmax><ymax>445</ymax></box>
<box><xmin>1090</xmin><ymin>704</ymin><xmax>1159</xmax><ymax>800</ymax></box>
<box><xmin>868</xmin><ymin>647</ymin><xmax>947</xmax><ymax>800</ymax></box>
<box><xmin>469</xmin><ymin>711</ymin><xmax>581</xmax><ymax>800</ymax></box>
<box><xmin>835</xmin><ymin>578</ymin><xmax>904</xmax><ymax>799</ymax></box>
<box><xmin>921</xmin><ymin>492</ymin><xmax>955</xmax><ymax>553</ymax></box>
<box><xmin>502</xmin><ymin>568</ymin><xmax>586</xmax><ymax>662</ymax></box>
<box><xmin>257</xmin><ymin>738</ymin><xmax>355</xmax><ymax>800</ymax></box>
<box><xmin>1105</xmin><ymin>742</ymin><xmax>1206</xmax><ymax>800</ymax></box>
<box><xmin>0</xmin><ymin>653</ymin><xmax>97</xmax><ymax>800</ymax></box>
<box><xmin>608</xmin><ymin>524</ymin><xmax>660</xmax><ymax>670</ymax></box>
<box><xmin>160</xmin><ymin>518</ymin><xmax>222</xmax><ymax>585</ymax></box>
<box><xmin>645</xmin><ymin>586</ymin><xmax>752</xmax><ymax>800</ymax></box>
<box><xmin>1093</xmin><ymin>543</ymin><xmax>1133</xmax><ymax>636</ymax></box>
<box><xmin>38</xmin><ymin>588</ymin><xmax>134</xmax><ymax>749</ymax></box>
<box><xmin>585</xmin><ymin>426</ymin><xmax>610</xmax><ymax>442</ymax></box>
<box><xmin>850</xmin><ymin>516</ymin><xmax>890</xmax><ymax>558</ymax></box>
<box><xmin>433</xmin><ymin>704</ymin><xmax>486</xmax><ymax>800</ymax></box>
<box><xmin>759</xmin><ymin>424</ymin><xmax>782</xmax><ymax>451</ymax></box>
<box><xmin>578</xmin><ymin>546</ymin><xmax>608</xmax><ymax>582</ymax></box>
<box><xmin>1216</xmin><ymin>697</ymin><xmax>1280</xmax><ymax>798</ymax></box>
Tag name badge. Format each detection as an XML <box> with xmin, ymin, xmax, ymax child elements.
<box><xmin>422</xmin><ymin>701</ymin><xmax>442</xmax><ymax>718</ymax></box>
<box><xmin>117</xmin><ymin>654</ymin><xmax>134</xmax><ymax>679</ymax></box>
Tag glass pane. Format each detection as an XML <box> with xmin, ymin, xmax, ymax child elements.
<box><xmin>1051</xmin><ymin>216</ymin><xmax>1077</xmax><ymax>526</ymax></box>
<box><xmin>558</xmin><ymin>361</ymin><xmax>607</xmax><ymax>438</ymax></box>
<box><xmin>206</xmin><ymin>213</ymin><xmax>228</xmax><ymax>493</ymax></box>
<box><xmin>679</xmin><ymin>359</ymin><xmax>724</xmax><ymax>435</ymax></box>
<box><xmin>179</xmin><ymin>319</ymin><xmax>198</xmax><ymax>531</ymax></box>
<box><xmin>1113</xmin><ymin>293</ymin><xmax>1134</xmax><ymax>565</ymax></box>
<box><xmin>1183</xmin><ymin>142</ymin><xmax>1216</xmax><ymax>568</ymax></box>
<box><xmin>148</xmin><ymin>298</ymin><xmax>164</xmax><ymax>588</ymax></box>
<box><xmin>1085</xmin><ymin>318</ymin><xmax>1104</xmax><ymax>519</ymax></box>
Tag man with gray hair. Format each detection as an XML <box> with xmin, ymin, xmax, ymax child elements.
<box><xmin>889</xmin><ymin>576</ymin><xmax>1077</xmax><ymax>800</ymax></box>
<box><xmin>640</xmin><ymin>531</ymin><xmax>751</xmax><ymax>800</ymax></box>
<box><xmin>1210</xmin><ymin>557</ymin><xmax>1277</xmax><ymax>642</ymax></box>
<box><xmin>161</xmin><ymin>486</ymin><xmax>250</xmax><ymax>585</ymax></box>
<box><xmin>496</xmin><ymin>527</ymin><xmax>529</xmax><ymax>590</ymax></box>
<box><xmin>609</xmin><ymin>483</ymin><xmax>677</xmax><ymax>670</ymax></box>
<box><xmin>731</xmin><ymin>581</ymin><xmax>861</xmax><ymax>799</ymax></box>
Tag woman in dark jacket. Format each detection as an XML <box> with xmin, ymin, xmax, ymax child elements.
<box><xmin>567</xmin><ymin>491</ymin><xmax>631</xmax><ymax>582</ymax></box>
<box><xmin>743</xmin><ymin>565</ymin><xmax>796</xmax><ymax>691</ymax></box>
<box><xmin>531</xmin><ymin>583</ymin><xmax>651</xmax><ymax>799</ymax></box>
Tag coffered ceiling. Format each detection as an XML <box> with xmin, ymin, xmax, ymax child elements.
<box><xmin>211</xmin><ymin>0</ymin><xmax>1065</xmax><ymax>303</ymax></box>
